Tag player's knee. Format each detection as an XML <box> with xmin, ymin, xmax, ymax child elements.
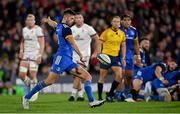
<box><xmin>98</xmin><ymin>75</ymin><xmax>106</xmax><ymax>83</ymax></box>
<box><xmin>29</xmin><ymin>72</ymin><xmax>37</xmax><ymax>79</ymax></box>
<box><xmin>44</xmin><ymin>79</ymin><xmax>54</xmax><ymax>86</ymax></box>
<box><xmin>19</xmin><ymin>73</ymin><xmax>26</xmax><ymax>80</ymax></box>
<box><xmin>161</xmin><ymin>92</ymin><xmax>172</xmax><ymax>102</ymax></box>
<box><xmin>85</xmin><ymin>74</ymin><xmax>92</xmax><ymax>81</ymax></box>
<box><xmin>114</xmin><ymin>74</ymin><xmax>121</xmax><ymax>82</ymax></box>
<box><xmin>132</xmin><ymin>80</ymin><xmax>142</xmax><ymax>91</ymax></box>
<box><xmin>44</xmin><ymin>73</ymin><xmax>58</xmax><ymax>85</ymax></box>
<box><xmin>133</xmin><ymin>85</ymin><xmax>141</xmax><ymax>91</ymax></box>
<box><xmin>19</xmin><ymin>66</ymin><xmax>28</xmax><ymax>80</ymax></box>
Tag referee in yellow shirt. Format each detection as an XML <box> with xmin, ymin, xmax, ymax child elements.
<box><xmin>97</xmin><ymin>16</ymin><xmax>126</xmax><ymax>101</ymax></box>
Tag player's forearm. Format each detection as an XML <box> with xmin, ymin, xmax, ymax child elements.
<box><xmin>66</xmin><ymin>37</ymin><xmax>83</xmax><ymax>57</ymax></box>
<box><xmin>46</xmin><ymin>17</ymin><xmax>57</xmax><ymax>28</ymax></box>
<box><xmin>19</xmin><ymin>40</ymin><xmax>24</xmax><ymax>53</ymax></box>
<box><xmin>121</xmin><ymin>42</ymin><xmax>126</xmax><ymax>59</ymax></box>
<box><xmin>71</xmin><ymin>43</ymin><xmax>83</xmax><ymax>57</ymax></box>
<box><xmin>93</xmin><ymin>38</ymin><xmax>102</xmax><ymax>54</ymax></box>
<box><xmin>134</xmin><ymin>39</ymin><xmax>140</xmax><ymax>55</ymax></box>
<box><xmin>155</xmin><ymin>66</ymin><xmax>164</xmax><ymax>80</ymax></box>
<box><xmin>38</xmin><ymin>37</ymin><xmax>45</xmax><ymax>56</ymax></box>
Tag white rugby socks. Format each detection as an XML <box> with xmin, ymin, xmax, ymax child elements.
<box><xmin>24</xmin><ymin>76</ymin><xmax>31</xmax><ymax>87</ymax></box>
<box><xmin>78</xmin><ymin>89</ymin><xmax>84</xmax><ymax>98</ymax></box>
<box><xmin>71</xmin><ymin>88</ymin><xmax>78</xmax><ymax>98</ymax></box>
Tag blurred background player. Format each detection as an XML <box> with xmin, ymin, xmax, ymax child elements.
<box><xmin>19</xmin><ymin>14</ymin><xmax>45</xmax><ymax>101</ymax></box>
<box><xmin>134</xmin><ymin>38</ymin><xmax>150</xmax><ymax>71</ymax></box>
<box><xmin>131</xmin><ymin>62</ymin><xmax>177</xmax><ymax>100</ymax></box>
<box><xmin>97</xmin><ymin>16</ymin><xmax>126</xmax><ymax>101</ymax></box>
<box><xmin>22</xmin><ymin>9</ymin><xmax>104</xmax><ymax>109</ymax></box>
<box><xmin>68</xmin><ymin>13</ymin><xmax>100</xmax><ymax>101</ymax></box>
<box><xmin>117</xmin><ymin>14</ymin><xmax>141</xmax><ymax>102</ymax></box>
<box><xmin>145</xmin><ymin>61</ymin><xmax>178</xmax><ymax>102</ymax></box>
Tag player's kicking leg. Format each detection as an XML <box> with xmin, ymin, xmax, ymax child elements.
<box><xmin>22</xmin><ymin>72</ymin><xmax>59</xmax><ymax>109</ymax></box>
<box><xmin>69</xmin><ymin>66</ymin><xmax>105</xmax><ymax>108</ymax></box>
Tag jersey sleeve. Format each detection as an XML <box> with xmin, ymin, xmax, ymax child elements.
<box><xmin>36</xmin><ymin>27</ymin><xmax>44</xmax><ymax>37</ymax></box>
<box><xmin>62</xmin><ymin>27</ymin><xmax>72</xmax><ymax>39</ymax></box>
<box><xmin>99</xmin><ymin>30</ymin><xmax>107</xmax><ymax>42</ymax></box>
<box><xmin>88</xmin><ymin>26</ymin><xmax>97</xmax><ymax>37</ymax></box>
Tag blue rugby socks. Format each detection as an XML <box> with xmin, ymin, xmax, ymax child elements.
<box><xmin>84</xmin><ymin>81</ymin><xmax>94</xmax><ymax>102</ymax></box>
<box><xmin>25</xmin><ymin>81</ymin><xmax>47</xmax><ymax>99</ymax></box>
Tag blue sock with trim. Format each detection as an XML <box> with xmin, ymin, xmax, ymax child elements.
<box><xmin>25</xmin><ymin>81</ymin><xmax>47</xmax><ymax>99</ymax></box>
<box><xmin>84</xmin><ymin>81</ymin><xmax>94</xmax><ymax>102</ymax></box>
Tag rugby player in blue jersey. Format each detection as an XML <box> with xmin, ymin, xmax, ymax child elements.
<box><xmin>131</xmin><ymin>61</ymin><xmax>177</xmax><ymax>100</ymax></box>
<box><xmin>114</xmin><ymin>37</ymin><xmax>150</xmax><ymax>101</ymax></box>
<box><xmin>22</xmin><ymin>8</ymin><xmax>104</xmax><ymax>109</ymax></box>
<box><xmin>118</xmin><ymin>14</ymin><xmax>141</xmax><ymax>102</ymax></box>
<box><xmin>145</xmin><ymin>62</ymin><xmax>178</xmax><ymax>102</ymax></box>
<box><xmin>134</xmin><ymin>38</ymin><xmax>150</xmax><ymax>71</ymax></box>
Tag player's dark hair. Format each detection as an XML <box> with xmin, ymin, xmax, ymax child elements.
<box><xmin>139</xmin><ymin>37</ymin><xmax>149</xmax><ymax>43</ymax></box>
<box><xmin>75</xmin><ymin>12</ymin><xmax>81</xmax><ymax>15</ymax></box>
<box><xmin>121</xmin><ymin>14</ymin><xmax>132</xmax><ymax>20</ymax></box>
<box><xmin>63</xmin><ymin>8</ymin><xmax>76</xmax><ymax>16</ymax></box>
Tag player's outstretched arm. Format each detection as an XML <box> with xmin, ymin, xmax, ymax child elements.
<box><xmin>155</xmin><ymin>66</ymin><xmax>168</xmax><ymax>85</ymax></box>
<box><xmin>42</xmin><ymin>16</ymin><xmax>57</xmax><ymax>28</ymax></box>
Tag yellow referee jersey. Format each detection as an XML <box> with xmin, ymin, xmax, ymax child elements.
<box><xmin>100</xmin><ymin>28</ymin><xmax>126</xmax><ymax>56</ymax></box>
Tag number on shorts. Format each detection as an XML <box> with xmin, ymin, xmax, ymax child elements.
<box><xmin>55</xmin><ymin>55</ymin><xmax>62</xmax><ymax>65</ymax></box>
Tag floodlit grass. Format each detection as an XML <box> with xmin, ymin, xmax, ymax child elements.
<box><xmin>0</xmin><ymin>93</ymin><xmax>180</xmax><ymax>113</ymax></box>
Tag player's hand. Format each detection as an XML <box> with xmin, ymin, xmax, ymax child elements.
<box><xmin>19</xmin><ymin>52</ymin><xmax>23</xmax><ymax>59</ymax></box>
<box><xmin>80</xmin><ymin>56</ymin><xmax>87</xmax><ymax>67</ymax></box>
<box><xmin>36</xmin><ymin>55</ymin><xmax>42</xmax><ymax>64</ymax></box>
<box><xmin>41</xmin><ymin>17</ymin><xmax>48</xmax><ymax>24</ymax></box>
<box><xmin>41</xmin><ymin>16</ymin><xmax>51</xmax><ymax>24</ymax></box>
<box><xmin>122</xmin><ymin>59</ymin><xmax>126</xmax><ymax>67</ymax></box>
<box><xmin>162</xmin><ymin>80</ymin><xmax>169</xmax><ymax>85</ymax></box>
<box><xmin>91</xmin><ymin>52</ymin><xmax>98</xmax><ymax>59</ymax></box>
<box><xmin>80</xmin><ymin>56</ymin><xmax>87</xmax><ymax>63</ymax></box>
<box><xmin>134</xmin><ymin>55</ymin><xmax>142</xmax><ymax>67</ymax></box>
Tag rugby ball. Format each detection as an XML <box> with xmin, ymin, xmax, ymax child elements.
<box><xmin>97</xmin><ymin>53</ymin><xmax>111</xmax><ymax>65</ymax></box>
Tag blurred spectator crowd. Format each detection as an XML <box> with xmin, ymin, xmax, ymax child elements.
<box><xmin>0</xmin><ymin>0</ymin><xmax>180</xmax><ymax>93</ymax></box>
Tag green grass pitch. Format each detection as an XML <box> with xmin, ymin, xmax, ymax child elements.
<box><xmin>0</xmin><ymin>93</ymin><xmax>180</xmax><ymax>113</ymax></box>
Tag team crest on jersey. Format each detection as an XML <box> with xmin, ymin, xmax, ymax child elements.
<box><xmin>137</xmin><ymin>71</ymin><xmax>142</xmax><ymax>76</ymax></box>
